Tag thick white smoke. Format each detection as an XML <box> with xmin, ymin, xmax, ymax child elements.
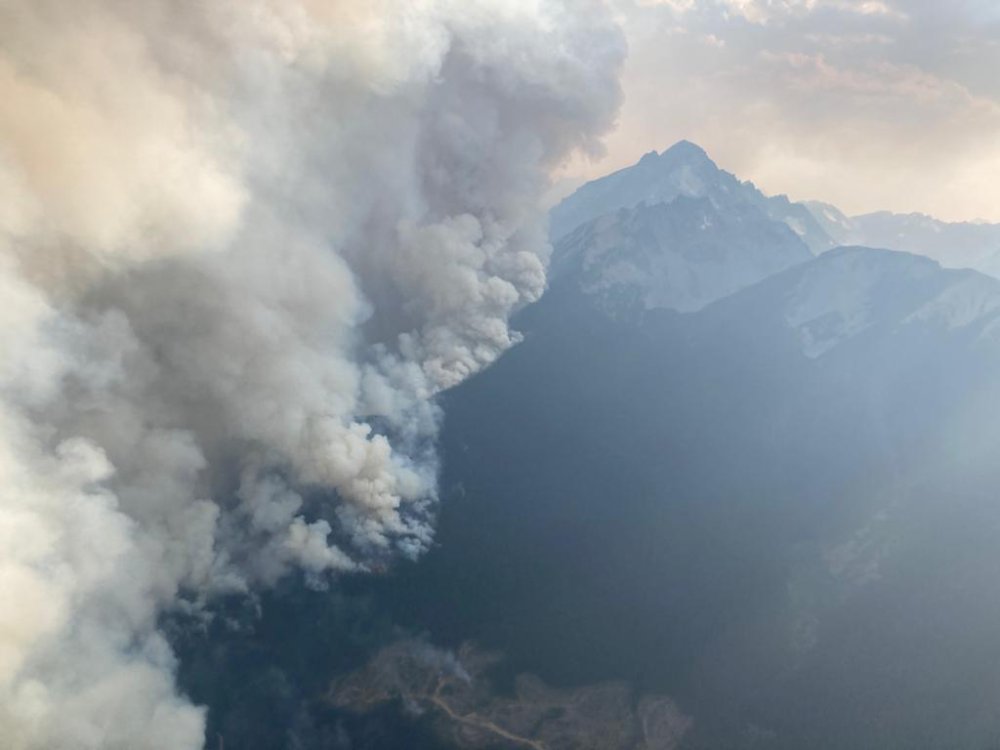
<box><xmin>0</xmin><ymin>1</ymin><xmax>624</xmax><ymax>747</ymax></box>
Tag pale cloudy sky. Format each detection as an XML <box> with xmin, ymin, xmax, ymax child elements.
<box><xmin>563</xmin><ymin>0</ymin><xmax>1000</xmax><ymax>222</ymax></box>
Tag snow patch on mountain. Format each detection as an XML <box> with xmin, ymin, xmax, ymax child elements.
<box><xmin>905</xmin><ymin>274</ymin><xmax>1000</xmax><ymax>331</ymax></box>
<box><xmin>784</xmin><ymin>251</ymin><xmax>888</xmax><ymax>358</ymax></box>
<box><xmin>551</xmin><ymin>196</ymin><xmax>812</xmax><ymax>314</ymax></box>
<box><xmin>770</xmin><ymin>247</ymin><xmax>1000</xmax><ymax>358</ymax></box>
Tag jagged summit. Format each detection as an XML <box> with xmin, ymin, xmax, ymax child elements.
<box><xmin>637</xmin><ymin>140</ymin><xmax>713</xmax><ymax>165</ymax></box>
<box><xmin>556</xmin><ymin>142</ymin><xmax>1000</xmax><ymax>281</ymax></box>
<box><xmin>637</xmin><ymin>149</ymin><xmax>659</xmax><ymax>166</ymax></box>
<box><xmin>549</xmin><ymin>140</ymin><xmax>834</xmax><ymax>253</ymax></box>
<box><xmin>661</xmin><ymin>139</ymin><xmax>711</xmax><ymax>159</ymax></box>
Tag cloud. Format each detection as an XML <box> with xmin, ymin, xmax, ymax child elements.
<box><xmin>582</xmin><ymin>0</ymin><xmax>1000</xmax><ymax>221</ymax></box>
<box><xmin>723</xmin><ymin>0</ymin><xmax>907</xmax><ymax>23</ymax></box>
<box><xmin>636</xmin><ymin>0</ymin><xmax>906</xmax><ymax>24</ymax></box>
<box><xmin>0</xmin><ymin>1</ymin><xmax>624</xmax><ymax>747</ymax></box>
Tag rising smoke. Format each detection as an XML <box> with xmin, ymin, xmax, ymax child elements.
<box><xmin>0</xmin><ymin>1</ymin><xmax>624</xmax><ymax>747</ymax></box>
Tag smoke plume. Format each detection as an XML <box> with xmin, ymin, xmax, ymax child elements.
<box><xmin>0</xmin><ymin>1</ymin><xmax>624</xmax><ymax>747</ymax></box>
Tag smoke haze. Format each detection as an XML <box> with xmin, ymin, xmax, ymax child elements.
<box><xmin>0</xmin><ymin>2</ymin><xmax>624</xmax><ymax>747</ymax></box>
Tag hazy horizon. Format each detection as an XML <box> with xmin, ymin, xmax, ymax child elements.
<box><xmin>557</xmin><ymin>0</ymin><xmax>1000</xmax><ymax>223</ymax></box>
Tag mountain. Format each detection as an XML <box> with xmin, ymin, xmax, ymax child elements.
<box><xmin>375</xmin><ymin>242</ymin><xmax>1000</xmax><ymax>750</ymax></box>
<box><xmin>806</xmin><ymin>202</ymin><xmax>1000</xmax><ymax>278</ymax></box>
<box><xmin>550</xmin><ymin>141</ymin><xmax>836</xmax><ymax>253</ymax></box>
<box><xmin>550</xmin><ymin>195</ymin><xmax>812</xmax><ymax>314</ymax></box>
<box><xmin>715</xmin><ymin>244</ymin><xmax>1000</xmax><ymax>358</ymax></box>
<box><xmin>171</xmin><ymin>143</ymin><xmax>1000</xmax><ymax>750</ymax></box>
<box><xmin>549</xmin><ymin>140</ymin><xmax>1000</xmax><ymax>279</ymax></box>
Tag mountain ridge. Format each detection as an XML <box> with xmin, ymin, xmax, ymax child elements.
<box><xmin>552</xmin><ymin>140</ymin><xmax>1000</xmax><ymax>280</ymax></box>
<box><xmin>550</xmin><ymin>140</ymin><xmax>835</xmax><ymax>253</ymax></box>
<box><xmin>805</xmin><ymin>201</ymin><xmax>1000</xmax><ymax>278</ymax></box>
<box><xmin>550</xmin><ymin>193</ymin><xmax>813</xmax><ymax>315</ymax></box>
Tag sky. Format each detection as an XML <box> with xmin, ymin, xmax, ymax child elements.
<box><xmin>561</xmin><ymin>0</ymin><xmax>1000</xmax><ymax>222</ymax></box>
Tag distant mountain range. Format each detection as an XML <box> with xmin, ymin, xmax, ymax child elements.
<box><xmin>807</xmin><ymin>201</ymin><xmax>1000</xmax><ymax>278</ymax></box>
<box><xmin>552</xmin><ymin>140</ymin><xmax>1000</xmax><ymax>282</ymax></box>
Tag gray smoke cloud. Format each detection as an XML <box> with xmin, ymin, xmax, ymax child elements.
<box><xmin>0</xmin><ymin>1</ymin><xmax>624</xmax><ymax>747</ymax></box>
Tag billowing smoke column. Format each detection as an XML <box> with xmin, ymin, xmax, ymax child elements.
<box><xmin>0</xmin><ymin>1</ymin><xmax>624</xmax><ymax>747</ymax></box>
